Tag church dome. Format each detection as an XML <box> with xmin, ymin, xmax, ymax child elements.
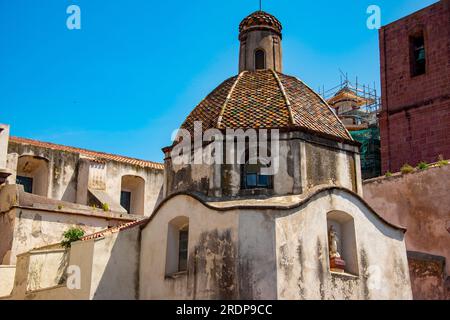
<box><xmin>239</xmin><ymin>10</ymin><xmax>282</xmax><ymax>36</ymax></box>
<box><xmin>180</xmin><ymin>70</ymin><xmax>352</xmax><ymax>142</ymax></box>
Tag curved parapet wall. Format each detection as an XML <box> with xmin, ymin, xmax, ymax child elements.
<box><xmin>140</xmin><ymin>186</ymin><xmax>411</xmax><ymax>300</ymax></box>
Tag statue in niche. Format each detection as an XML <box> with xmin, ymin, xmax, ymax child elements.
<box><xmin>328</xmin><ymin>225</ymin><xmax>346</xmax><ymax>272</ymax></box>
<box><xmin>328</xmin><ymin>225</ymin><xmax>341</xmax><ymax>258</ymax></box>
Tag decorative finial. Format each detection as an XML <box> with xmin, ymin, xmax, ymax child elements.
<box><xmin>259</xmin><ymin>0</ymin><xmax>262</xmax><ymax>11</ymax></box>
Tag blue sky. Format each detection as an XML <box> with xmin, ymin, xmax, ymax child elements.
<box><xmin>0</xmin><ymin>0</ymin><xmax>436</xmax><ymax>162</ymax></box>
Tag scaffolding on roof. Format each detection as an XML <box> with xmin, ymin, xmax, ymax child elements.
<box><xmin>319</xmin><ymin>73</ymin><xmax>381</xmax><ymax>128</ymax></box>
<box><xmin>319</xmin><ymin>73</ymin><xmax>382</xmax><ymax>179</ymax></box>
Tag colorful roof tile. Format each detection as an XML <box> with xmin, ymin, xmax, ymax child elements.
<box><xmin>180</xmin><ymin>70</ymin><xmax>352</xmax><ymax>141</ymax></box>
<box><xmin>239</xmin><ymin>11</ymin><xmax>282</xmax><ymax>35</ymax></box>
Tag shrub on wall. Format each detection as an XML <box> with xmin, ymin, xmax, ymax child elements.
<box><xmin>400</xmin><ymin>164</ymin><xmax>414</xmax><ymax>174</ymax></box>
<box><xmin>437</xmin><ymin>155</ymin><xmax>449</xmax><ymax>167</ymax></box>
<box><xmin>416</xmin><ymin>161</ymin><xmax>429</xmax><ymax>170</ymax></box>
<box><xmin>61</xmin><ymin>227</ymin><xmax>85</xmax><ymax>248</ymax></box>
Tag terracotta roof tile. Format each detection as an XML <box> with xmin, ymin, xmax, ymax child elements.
<box><xmin>81</xmin><ymin>219</ymin><xmax>148</xmax><ymax>241</ymax></box>
<box><xmin>239</xmin><ymin>11</ymin><xmax>282</xmax><ymax>34</ymax></box>
<box><xmin>9</xmin><ymin>136</ymin><xmax>164</xmax><ymax>170</ymax></box>
<box><xmin>180</xmin><ymin>70</ymin><xmax>352</xmax><ymax>141</ymax></box>
<box><xmin>278</xmin><ymin>73</ymin><xmax>351</xmax><ymax>140</ymax></box>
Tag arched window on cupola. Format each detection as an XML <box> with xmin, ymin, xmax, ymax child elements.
<box><xmin>255</xmin><ymin>49</ymin><xmax>266</xmax><ymax>70</ymax></box>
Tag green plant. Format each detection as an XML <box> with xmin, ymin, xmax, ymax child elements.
<box><xmin>61</xmin><ymin>227</ymin><xmax>85</xmax><ymax>248</ymax></box>
<box><xmin>437</xmin><ymin>155</ymin><xmax>449</xmax><ymax>167</ymax></box>
<box><xmin>57</xmin><ymin>204</ymin><xmax>63</xmax><ymax>210</ymax></box>
<box><xmin>102</xmin><ymin>203</ymin><xmax>110</xmax><ymax>212</ymax></box>
<box><xmin>400</xmin><ymin>164</ymin><xmax>414</xmax><ymax>174</ymax></box>
<box><xmin>385</xmin><ymin>171</ymin><xmax>393</xmax><ymax>177</ymax></box>
<box><xmin>416</xmin><ymin>161</ymin><xmax>429</xmax><ymax>170</ymax></box>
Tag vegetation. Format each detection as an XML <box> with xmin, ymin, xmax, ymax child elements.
<box><xmin>400</xmin><ymin>164</ymin><xmax>414</xmax><ymax>174</ymax></box>
<box><xmin>437</xmin><ymin>155</ymin><xmax>449</xmax><ymax>167</ymax></box>
<box><xmin>57</xmin><ymin>204</ymin><xmax>63</xmax><ymax>210</ymax></box>
<box><xmin>102</xmin><ymin>203</ymin><xmax>110</xmax><ymax>212</ymax></box>
<box><xmin>416</xmin><ymin>161</ymin><xmax>429</xmax><ymax>170</ymax></box>
<box><xmin>385</xmin><ymin>171</ymin><xmax>393</xmax><ymax>177</ymax></box>
<box><xmin>61</xmin><ymin>227</ymin><xmax>85</xmax><ymax>248</ymax></box>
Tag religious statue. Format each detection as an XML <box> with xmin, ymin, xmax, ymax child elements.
<box><xmin>328</xmin><ymin>225</ymin><xmax>346</xmax><ymax>272</ymax></box>
<box><xmin>328</xmin><ymin>225</ymin><xmax>341</xmax><ymax>258</ymax></box>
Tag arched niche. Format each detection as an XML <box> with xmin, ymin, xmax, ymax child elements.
<box><xmin>120</xmin><ymin>175</ymin><xmax>145</xmax><ymax>215</ymax></box>
<box><xmin>16</xmin><ymin>155</ymin><xmax>49</xmax><ymax>197</ymax></box>
<box><xmin>326</xmin><ymin>211</ymin><xmax>359</xmax><ymax>275</ymax></box>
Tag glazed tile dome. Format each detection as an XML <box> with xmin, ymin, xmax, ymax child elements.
<box><xmin>239</xmin><ymin>10</ymin><xmax>282</xmax><ymax>35</ymax></box>
<box><xmin>180</xmin><ymin>70</ymin><xmax>352</xmax><ymax>142</ymax></box>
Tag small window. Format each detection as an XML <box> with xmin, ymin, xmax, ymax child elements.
<box><xmin>16</xmin><ymin>176</ymin><xmax>33</xmax><ymax>193</ymax></box>
<box><xmin>178</xmin><ymin>227</ymin><xmax>189</xmax><ymax>272</ymax></box>
<box><xmin>410</xmin><ymin>32</ymin><xmax>426</xmax><ymax>76</ymax></box>
<box><xmin>242</xmin><ymin>163</ymin><xmax>272</xmax><ymax>189</ymax></box>
<box><xmin>166</xmin><ymin>216</ymin><xmax>189</xmax><ymax>276</ymax></box>
<box><xmin>120</xmin><ymin>191</ymin><xmax>131</xmax><ymax>214</ymax></box>
<box><xmin>241</xmin><ymin>147</ymin><xmax>273</xmax><ymax>190</ymax></box>
<box><xmin>255</xmin><ymin>49</ymin><xmax>266</xmax><ymax>70</ymax></box>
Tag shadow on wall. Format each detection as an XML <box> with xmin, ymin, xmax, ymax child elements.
<box><xmin>89</xmin><ymin>228</ymin><xmax>141</xmax><ymax>300</ymax></box>
<box><xmin>60</xmin><ymin>169</ymin><xmax>77</xmax><ymax>203</ymax></box>
<box><xmin>337</xmin><ymin>191</ymin><xmax>404</xmax><ymax>241</ymax></box>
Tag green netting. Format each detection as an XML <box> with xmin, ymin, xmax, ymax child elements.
<box><xmin>350</xmin><ymin>127</ymin><xmax>381</xmax><ymax>179</ymax></box>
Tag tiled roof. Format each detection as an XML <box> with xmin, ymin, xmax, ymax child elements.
<box><xmin>180</xmin><ymin>70</ymin><xmax>352</xmax><ymax>141</ymax></box>
<box><xmin>239</xmin><ymin>11</ymin><xmax>282</xmax><ymax>34</ymax></box>
<box><xmin>326</xmin><ymin>87</ymin><xmax>376</xmax><ymax>107</ymax></box>
<box><xmin>9</xmin><ymin>136</ymin><xmax>164</xmax><ymax>170</ymax></box>
<box><xmin>81</xmin><ymin>218</ymin><xmax>148</xmax><ymax>241</ymax></box>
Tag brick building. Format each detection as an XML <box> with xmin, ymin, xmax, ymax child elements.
<box><xmin>379</xmin><ymin>0</ymin><xmax>450</xmax><ymax>173</ymax></box>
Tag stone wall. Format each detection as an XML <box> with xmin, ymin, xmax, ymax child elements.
<box><xmin>379</xmin><ymin>0</ymin><xmax>450</xmax><ymax>172</ymax></box>
<box><xmin>363</xmin><ymin>164</ymin><xmax>450</xmax><ymax>299</ymax></box>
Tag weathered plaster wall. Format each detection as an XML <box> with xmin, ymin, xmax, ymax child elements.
<box><xmin>363</xmin><ymin>165</ymin><xmax>450</xmax><ymax>299</ymax></box>
<box><xmin>104</xmin><ymin>161</ymin><xmax>164</xmax><ymax>216</ymax></box>
<box><xmin>140</xmin><ymin>189</ymin><xmax>411</xmax><ymax>300</ymax></box>
<box><xmin>8</xmin><ymin>141</ymin><xmax>80</xmax><ymax>202</ymax></box>
<box><xmin>275</xmin><ymin>189</ymin><xmax>411</xmax><ymax>300</ymax></box>
<box><xmin>3</xmin><ymin>226</ymin><xmax>140</xmax><ymax>300</ymax></box>
<box><xmin>140</xmin><ymin>195</ymin><xmax>240</xmax><ymax>300</ymax></box>
<box><xmin>26</xmin><ymin>248</ymin><xmax>68</xmax><ymax>291</ymax></box>
<box><xmin>164</xmin><ymin>131</ymin><xmax>361</xmax><ymax>199</ymax></box>
<box><xmin>8</xmin><ymin>207</ymin><xmax>127</xmax><ymax>265</ymax></box>
<box><xmin>0</xmin><ymin>183</ymin><xmax>136</xmax><ymax>265</ymax></box>
<box><xmin>0</xmin><ymin>124</ymin><xmax>10</xmax><ymax>169</ymax></box>
<box><xmin>89</xmin><ymin>228</ymin><xmax>140</xmax><ymax>300</ymax></box>
<box><xmin>305</xmin><ymin>143</ymin><xmax>356</xmax><ymax>193</ymax></box>
<box><xmin>239</xmin><ymin>29</ymin><xmax>282</xmax><ymax>73</ymax></box>
<box><xmin>0</xmin><ymin>266</ymin><xmax>15</xmax><ymax>297</ymax></box>
<box><xmin>7</xmin><ymin>141</ymin><xmax>164</xmax><ymax>216</ymax></box>
<box><xmin>0</xmin><ymin>210</ymin><xmax>15</xmax><ymax>265</ymax></box>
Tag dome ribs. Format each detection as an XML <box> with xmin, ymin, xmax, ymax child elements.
<box><xmin>179</xmin><ymin>70</ymin><xmax>352</xmax><ymax>142</ymax></box>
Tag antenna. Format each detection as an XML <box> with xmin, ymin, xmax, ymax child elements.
<box><xmin>260</xmin><ymin>0</ymin><xmax>262</xmax><ymax>11</ymax></box>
